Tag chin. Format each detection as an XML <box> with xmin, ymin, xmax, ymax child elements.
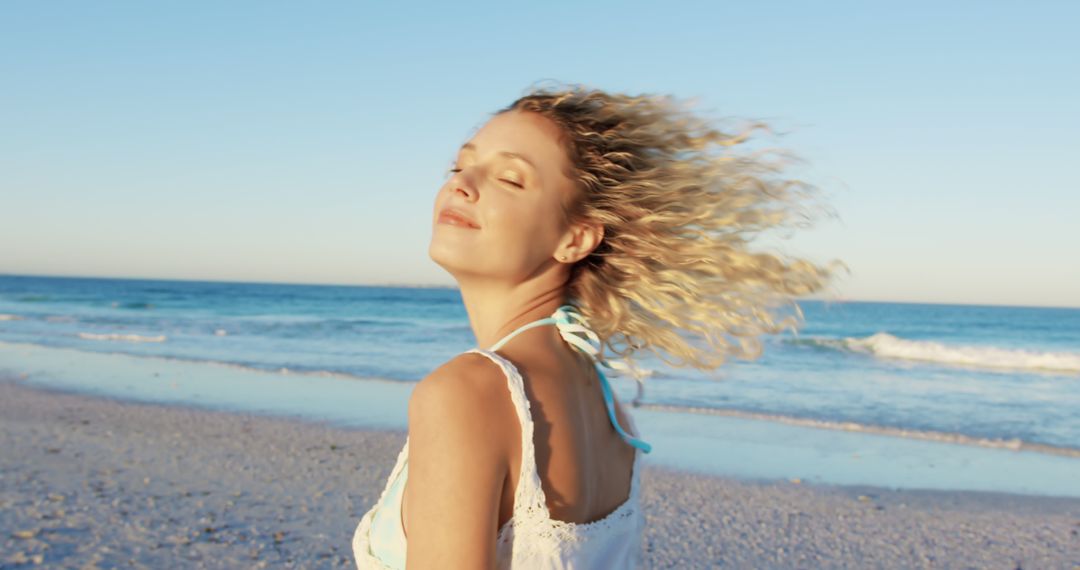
<box><xmin>428</xmin><ymin>238</ymin><xmax>471</xmax><ymax>276</ymax></box>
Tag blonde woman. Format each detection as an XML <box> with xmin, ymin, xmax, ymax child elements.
<box><xmin>353</xmin><ymin>83</ymin><xmax>841</xmax><ymax>569</ymax></box>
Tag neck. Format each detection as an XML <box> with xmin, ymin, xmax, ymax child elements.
<box><xmin>456</xmin><ymin>274</ymin><xmax>569</xmax><ymax>350</ymax></box>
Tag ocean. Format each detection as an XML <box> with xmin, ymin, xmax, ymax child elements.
<box><xmin>2</xmin><ymin>273</ymin><xmax>1077</xmax><ymax>460</ymax></box>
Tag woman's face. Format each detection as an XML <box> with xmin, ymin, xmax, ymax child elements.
<box><xmin>429</xmin><ymin>110</ymin><xmax>581</xmax><ymax>282</ymax></box>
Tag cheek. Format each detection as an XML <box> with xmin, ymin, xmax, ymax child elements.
<box><xmin>484</xmin><ymin>202</ymin><xmax>523</xmax><ymax>237</ymax></box>
<box><xmin>490</xmin><ymin>193</ymin><xmax>538</xmax><ymax>227</ymax></box>
<box><xmin>490</xmin><ymin>200</ymin><xmax>560</xmax><ymax>249</ymax></box>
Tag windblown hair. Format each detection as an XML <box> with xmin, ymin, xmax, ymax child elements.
<box><xmin>497</xmin><ymin>82</ymin><xmax>848</xmax><ymax>377</ymax></box>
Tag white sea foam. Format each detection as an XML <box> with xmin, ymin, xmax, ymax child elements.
<box><xmin>78</xmin><ymin>332</ymin><xmax>167</xmax><ymax>343</ymax></box>
<box><xmin>807</xmin><ymin>333</ymin><xmax>1080</xmax><ymax>374</ymax></box>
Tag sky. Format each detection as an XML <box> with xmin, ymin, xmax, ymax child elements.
<box><xmin>1</xmin><ymin>1</ymin><xmax>1077</xmax><ymax>308</ymax></box>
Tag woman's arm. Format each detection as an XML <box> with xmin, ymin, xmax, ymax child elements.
<box><xmin>404</xmin><ymin>354</ymin><xmax>513</xmax><ymax>569</ymax></box>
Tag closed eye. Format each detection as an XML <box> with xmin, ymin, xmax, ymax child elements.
<box><xmin>447</xmin><ymin>162</ymin><xmax>524</xmax><ymax>189</ymax></box>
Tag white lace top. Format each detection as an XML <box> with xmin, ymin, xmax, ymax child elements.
<box><xmin>352</xmin><ymin>347</ymin><xmax>647</xmax><ymax>569</ymax></box>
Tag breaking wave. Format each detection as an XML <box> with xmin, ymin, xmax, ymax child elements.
<box><xmin>791</xmin><ymin>333</ymin><xmax>1080</xmax><ymax>374</ymax></box>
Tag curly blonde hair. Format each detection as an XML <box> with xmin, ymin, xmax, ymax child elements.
<box><xmin>497</xmin><ymin>82</ymin><xmax>848</xmax><ymax>378</ymax></box>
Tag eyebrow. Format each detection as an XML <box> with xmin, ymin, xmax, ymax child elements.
<box><xmin>459</xmin><ymin>143</ymin><xmax>538</xmax><ymax>171</ymax></box>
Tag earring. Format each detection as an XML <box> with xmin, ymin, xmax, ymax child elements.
<box><xmin>558</xmin><ymin>254</ymin><xmax>567</xmax><ymax>261</ymax></box>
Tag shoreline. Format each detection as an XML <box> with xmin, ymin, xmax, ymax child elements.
<box><xmin>4</xmin><ymin>340</ymin><xmax>1079</xmax><ymax>499</ymax></box>
<box><xmin>2</xmin><ymin>378</ymin><xmax>1078</xmax><ymax>568</ymax></box>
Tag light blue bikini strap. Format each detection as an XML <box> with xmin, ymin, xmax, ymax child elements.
<box><xmin>592</xmin><ymin>363</ymin><xmax>652</xmax><ymax>453</ymax></box>
<box><xmin>487</xmin><ymin>304</ymin><xmax>653</xmax><ymax>454</ymax></box>
<box><xmin>488</xmin><ymin>317</ymin><xmax>558</xmax><ymax>352</ymax></box>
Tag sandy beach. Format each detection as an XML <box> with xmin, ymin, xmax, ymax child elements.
<box><xmin>1</xmin><ymin>378</ymin><xmax>1077</xmax><ymax>569</ymax></box>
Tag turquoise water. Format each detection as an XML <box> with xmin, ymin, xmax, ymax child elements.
<box><xmin>2</xmin><ymin>274</ymin><xmax>1077</xmax><ymax>452</ymax></box>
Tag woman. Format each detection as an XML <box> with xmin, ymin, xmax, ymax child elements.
<box><xmin>353</xmin><ymin>83</ymin><xmax>841</xmax><ymax>568</ymax></box>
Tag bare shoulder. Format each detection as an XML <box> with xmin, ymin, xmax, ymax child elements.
<box><xmin>408</xmin><ymin>352</ymin><xmax>517</xmax><ymax>455</ymax></box>
<box><xmin>403</xmin><ymin>352</ymin><xmax>517</xmax><ymax>565</ymax></box>
<box><xmin>410</xmin><ymin>352</ymin><xmax>511</xmax><ymax>416</ymax></box>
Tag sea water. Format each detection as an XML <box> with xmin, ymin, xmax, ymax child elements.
<box><xmin>2</xmin><ymin>274</ymin><xmax>1078</xmax><ymax>495</ymax></box>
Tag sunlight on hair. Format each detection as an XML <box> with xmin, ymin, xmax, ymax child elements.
<box><xmin>499</xmin><ymin>81</ymin><xmax>850</xmax><ymax>376</ymax></box>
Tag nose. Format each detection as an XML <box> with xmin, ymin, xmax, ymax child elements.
<box><xmin>451</xmin><ymin>173</ymin><xmax>477</xmax><ymax>202</ymax></box>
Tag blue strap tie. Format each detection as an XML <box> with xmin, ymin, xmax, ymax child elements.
<box><xmin>488</xmin><ymin>304</ymin><xmax>652</xmax><ymax>454</ymax></box>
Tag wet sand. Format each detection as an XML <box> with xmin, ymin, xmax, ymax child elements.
<box><xmin>1</xmin><ymin>379</ymin><xmax>1077</xmax><ymax>569</ymax></box>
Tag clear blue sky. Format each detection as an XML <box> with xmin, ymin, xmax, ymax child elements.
<box><xmin>2</xmin><ymin>1</ymin><xmax>1077</xmax><ymax>308</ymax></box>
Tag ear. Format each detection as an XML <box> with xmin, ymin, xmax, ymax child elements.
<box><xmin>555</xmin><ymin>219</ymin><xmax>604</xmax><ymax>263</ymax></box>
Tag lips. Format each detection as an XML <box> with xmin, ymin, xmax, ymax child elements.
<box><xmin>437</xmin><ymin>207</ymin><xmax>480</xmax><ymax>229</ymax></box>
